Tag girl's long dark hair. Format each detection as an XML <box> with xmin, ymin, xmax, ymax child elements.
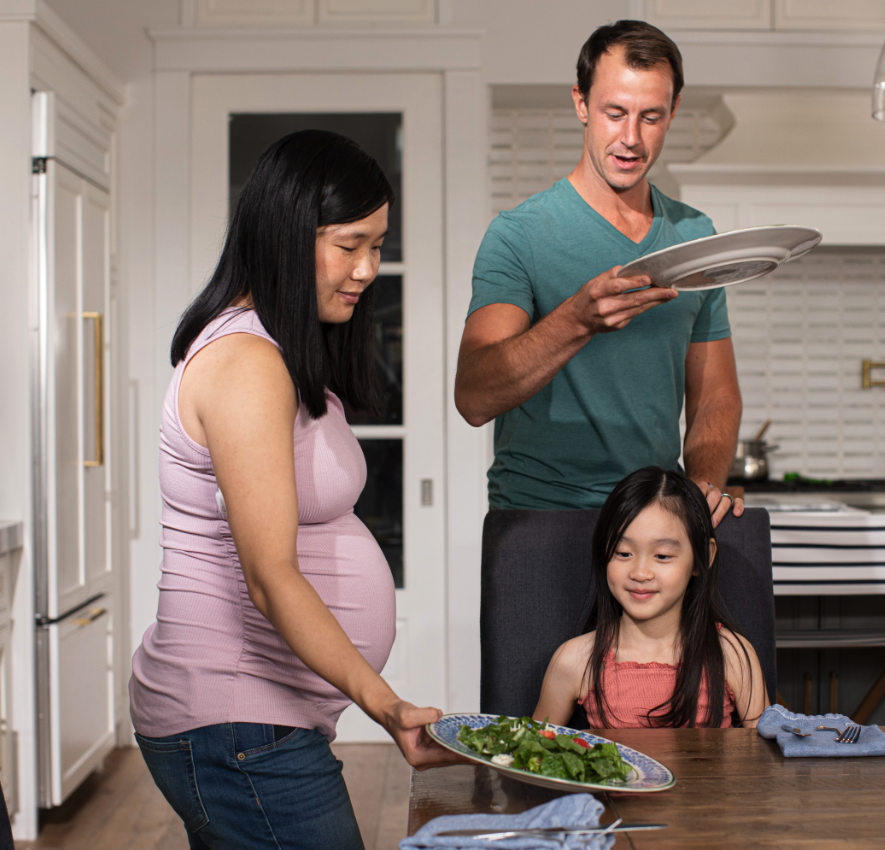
<box><xmin>171</xmin><ymin>129</ymin><xmax>395</xmax><ymax>419</ymax></box>
<box><xmin>584</xmin><ymin>467</ymin><xmax>753</xmax><ymax>728</ymax></box>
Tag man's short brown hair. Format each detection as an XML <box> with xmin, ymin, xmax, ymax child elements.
<box><xmin>576</xmin><ymin>20</ymin><xmax>684</xmax><ymax>106</ymax></box>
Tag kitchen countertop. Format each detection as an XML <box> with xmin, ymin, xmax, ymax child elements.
<box><xmin>0</xmin><ymin>521</ymin><xmax>23</xmax><ymax>557</ymax></box>
<box><xmin>732</xmin><ymin>478</ymin><xmax>885</xmax><ymax>514</ymax></box>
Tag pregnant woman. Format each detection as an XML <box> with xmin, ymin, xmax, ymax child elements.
<box><xmin>129</xmin><ymin>130</ymin><xmax>453</xmax><ymax>850</ymax></box>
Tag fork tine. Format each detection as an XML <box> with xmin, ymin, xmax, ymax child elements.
<box><xmin>836</xmin><ymin>724</ymin><xmax>860</xmax><ymax>743</ymax></box>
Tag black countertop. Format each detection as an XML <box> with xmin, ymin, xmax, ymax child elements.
<box><xmin>729</xmin><ymin>478</ymin><xmax>885</xmax><ymax>493</ymax></box>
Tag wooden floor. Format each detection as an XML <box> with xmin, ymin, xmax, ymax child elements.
<box><xmin>16</xmin><ymin>743</ymin><xmax>410</xmax><ymax>850</ymax></box>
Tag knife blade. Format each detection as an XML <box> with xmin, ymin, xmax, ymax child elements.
<box><xmin>433</xmin><ymin>823</ymin><xmax>667</xmax><ymax>838</ymax></box>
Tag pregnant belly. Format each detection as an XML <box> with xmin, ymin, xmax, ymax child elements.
<box><xmin>295</xmin><ymin>512</ymin><xmax>397</xmax><ymax>673</ymax></box>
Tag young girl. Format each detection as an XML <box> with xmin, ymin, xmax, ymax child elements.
<box><xmin>534</xmin><ymin>467</ymin><xmax>768</xmax><ymax>729</ymax></box>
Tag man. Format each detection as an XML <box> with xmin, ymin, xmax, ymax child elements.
<box><xmin>455</xmin><ymin>20</ymin><xmax>743</xmax><ymax>527</ymax></box>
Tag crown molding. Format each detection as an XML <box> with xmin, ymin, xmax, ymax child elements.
<box><xmin>0</xmin><ymin>0</ymin><xmax>124</xmax><ymax>105</ymax></box>
<box><xmin>149</xmin><ymin>26</ymin><xmax>483</xmax><ymax>73</ymax></box>
<box><xmin>670</xmin><ymin>163</ymin><xmax>885</xmax><ymax>188</ymax></box>
<box><xmin>669</xmin><ymin>29</ymin><xmax>885</xmax><ymax>47</ymax></box>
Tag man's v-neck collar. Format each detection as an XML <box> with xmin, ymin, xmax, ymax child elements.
<box><xmin>561</xmin><ymin>178</ymin><xmax>661</xmax><ymax>254</ymax></box>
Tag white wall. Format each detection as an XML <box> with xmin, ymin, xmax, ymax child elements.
<box><xmin>118</xmin><ymin>73</ymin><xmax>160</xmax><ymax>742</ymax></box>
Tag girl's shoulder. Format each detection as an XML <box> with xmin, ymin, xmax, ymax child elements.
<box><xmin>718</xmin><ymin>626</ymin><xmax>761</xmax><ymax>676</ymax></box>
<box><xmin>548</xmin><ymin>631</ymin><xmax>595</xmax><ymax>676</ymax></box>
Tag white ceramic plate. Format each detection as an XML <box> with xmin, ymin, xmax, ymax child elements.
<box><xmin>617</xmin><ymin>225</ymin><xmax>822</xmax><ymax>291</ymax></box>
<box><xmin>426</xmin><ymin>713</ymin><xmax>676</xmax><ymax>793</ymax></box>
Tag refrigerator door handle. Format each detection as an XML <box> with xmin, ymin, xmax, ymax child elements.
<box><xmin>35</xmin><ymin>592</ymin><xmax>106</xmax><ymax>629</ymax></box>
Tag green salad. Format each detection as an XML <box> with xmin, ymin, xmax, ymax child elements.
<box><xmin>457</xmin><ymin>716</ymin><xmax>631</xmax><ymax>784</ymax></box>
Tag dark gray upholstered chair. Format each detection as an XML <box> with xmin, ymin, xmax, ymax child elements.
<box><xmin>479</xmin><ymin>507</ymin><xmax>776</xmax><ymax>728</ymax></box>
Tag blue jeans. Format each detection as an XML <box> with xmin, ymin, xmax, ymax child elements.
<box><xmin>135</xmin><ymin>723</ymin><xmax>365</xmax><ymax>850</ymax></box>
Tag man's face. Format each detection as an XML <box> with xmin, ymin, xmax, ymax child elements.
<box><xmin>573</xmin><ymin>46</ymin><xmax>679</xmax><ymax>194</ymax></box>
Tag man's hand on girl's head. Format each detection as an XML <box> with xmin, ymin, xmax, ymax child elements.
<box><xmin>695</xmin><ymin>480</ymin><xmax>744</xmax><ymax>529</ymax></box>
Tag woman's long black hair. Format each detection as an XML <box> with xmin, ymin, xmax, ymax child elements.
<box><xmin>584</xmin><ymin>467</ymin><xmax>754</xmax><ymax>728</ymax></box>
<box><xmin>171</xmin><ymin>129</ymin><xmax>395</xmax><ymax>419</ymax></box>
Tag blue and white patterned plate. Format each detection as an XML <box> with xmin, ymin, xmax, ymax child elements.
<box><xmin>427</xmin><ymin>713</ymin><xmax>676</xmax><ymax>793</ymax></box>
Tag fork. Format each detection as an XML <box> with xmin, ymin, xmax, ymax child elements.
<box><xmin>836</xmin><ymin>725</ymin><xmax>861</xmax><ymax>744</ymax></box>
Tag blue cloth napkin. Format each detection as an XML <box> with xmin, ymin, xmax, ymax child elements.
<box><xmin>399</xmin><ymin>793</ymin><xmax>614</xmax><ymax>850</ymax></box>
<box><xmin>757</xmin><ymin>704</ymin><xmax>885</xmax><ymax>757</ymax></box>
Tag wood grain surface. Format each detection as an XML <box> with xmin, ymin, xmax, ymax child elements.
<box><xmin>408</xmin><ymin>728</ymin><xmax>885</xmax><ymax>849</ymax></box>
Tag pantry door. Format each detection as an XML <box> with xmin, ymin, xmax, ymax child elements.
<box><xmin>190</xmin><ymin>73</ymin><xmax>446</xmax><ymax>739</ymax></box>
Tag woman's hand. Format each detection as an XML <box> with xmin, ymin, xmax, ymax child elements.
<box><xmin>378</xmin><ymin>699</ymin><xmax>469</xmax><ymax>770</ymax></box>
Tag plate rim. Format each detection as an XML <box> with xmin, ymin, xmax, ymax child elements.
<box><xmin>616</xmin><ymin>224</ymin><xmax>822</xmax><ymax>290</ymax></box>
<box><xmin>426</xmin><ymin>712</ymin><xmax>676</xmax><ymax>794</ymax></box>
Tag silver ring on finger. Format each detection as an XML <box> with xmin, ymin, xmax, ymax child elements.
<box><xmin>720</xmin><ymin>493</ymin><xmax>734</xmax><ymax>506</ymax></box>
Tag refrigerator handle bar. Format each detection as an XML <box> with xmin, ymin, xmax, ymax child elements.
<box><xmin>35</xmin><ymin>592</ymin><xmax>106</xmax><ymax>628</ymax></box>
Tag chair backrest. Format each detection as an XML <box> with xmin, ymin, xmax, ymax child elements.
<box><xmin>479</xmin><ymin>507</ymin><xmax>776</xmax><ymax>727</ymax></box>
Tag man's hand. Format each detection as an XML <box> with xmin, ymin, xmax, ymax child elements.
<box><xmin>567</xmin><ymin>267</ymin><xmax>677</xmax><ymax>335</ymax></box>
<box><xmin>695</xmin><ymin>479</ymin><xmax>745</xmax><ymax>529</ymax></box>
<box><xmin>455</xmin><ymin>267</ymin><xmax>676</xmax><ymax>426</ymax></box>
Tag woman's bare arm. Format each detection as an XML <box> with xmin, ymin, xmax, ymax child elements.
<box><xmin>179</xmin><ymin>333</ymin><xmax>456</xmax><ymax>767</ymax></box>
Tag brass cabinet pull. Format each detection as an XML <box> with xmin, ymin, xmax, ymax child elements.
<box><xmin>83</xmin><ymin>312</ymin><xmax>104</xmax><ymax>466</ymax></box>
<box><xmin>73</xmin><ymin>607</ymin><xmax>107</xmax><ymax>627</ymax></box>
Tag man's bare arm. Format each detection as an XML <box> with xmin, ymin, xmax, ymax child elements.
<box><xmin>454</xmin><ymin>268</ymin><xmax>676</xmax><ymax>426</ymax></box>
<box><xmin>683</xmin><ymin>337</ymin><xmax>743</xmax><ymax>527</ymax></box>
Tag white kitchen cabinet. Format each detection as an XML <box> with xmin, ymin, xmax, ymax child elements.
<box><xmin>774</xmin><ymin>0</ymin><xmax>885</xmax><ymax>31</ymax></box>
<box><xmin>32</xmin><ymin>91</ymin><xmax>117</xmax><ymax>807</ymax></box>
<box><xmin>37</xmin><ymin>598</ymin><xmax>114</xmax><ymax>805</ymax></box>
<box><xmin>642</xmin><ymin>0</ymin><xmax>773</xmax><ymax>30</ymax></box>
<box><xmin>0</xmin><ymin>522</ymin><xmax>22</xmax><ymax>819</ymax></box>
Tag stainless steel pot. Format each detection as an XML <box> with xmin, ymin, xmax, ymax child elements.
<box><xmin>730</xmin><ymin>440</ymin><xmax>779</xmax><ymax>480</ymax></box>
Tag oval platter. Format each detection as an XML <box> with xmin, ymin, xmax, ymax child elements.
<box><xmin>427</xmin><ymin>713</ymin><xmax>676</xmax><ymax>793</ymax></box>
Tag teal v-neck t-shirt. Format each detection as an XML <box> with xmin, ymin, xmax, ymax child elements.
<box><xmin>468</xmin><ymin>179</ymin><xmax>731</xmax><ymax>510</ymax></box>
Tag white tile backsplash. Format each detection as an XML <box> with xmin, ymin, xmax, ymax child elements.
<box><xmin>727</xmin><ymin>250</ymin><xmax>885</xmax><ymax>479</ymax></box>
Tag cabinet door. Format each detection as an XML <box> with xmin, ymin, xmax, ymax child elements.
<box><xmin>43</xmin><ymin>161</ymin><xmax>112</xmax><ymax>620</ymax></box>
<box><xmin>33</xmin><ymin>91</ymin><xmax>116</xmax><ymax>806</ymax></box>
<box><xmin>43</xmin><ymin>600</ymin><xmax>115</xmax><ymax>805</ymax></box>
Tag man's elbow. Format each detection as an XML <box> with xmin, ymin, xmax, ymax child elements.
<box><xmin>454</xmin><ymin>385</ymin><xmax>492</xmax><ymax>428</ymax></box>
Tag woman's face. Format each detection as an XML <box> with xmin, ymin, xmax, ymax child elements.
<box><xmin>315</xmin><ymin>203</ymin><xmax>388</xmax><ymax>323</ymax></box>
<box><xmin>606</xmin><ymin>502</ymin><xmax>713</xmax><ymax>628</ymax></box>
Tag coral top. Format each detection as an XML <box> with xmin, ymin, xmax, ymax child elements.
<box><xmin>579</xmin><ymin>650</ymin><xmax>737</xmax><ymax>729</ymax></box>
<box><xmin>129</xmin><ymin>309</ymin><xmax>396</xmax><ymax>741</ymax></box>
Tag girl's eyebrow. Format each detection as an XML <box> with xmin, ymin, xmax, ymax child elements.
<box><xmin>652</xmin><ymin>537</ymin><xmax>682</xmax><ymax>547</ymax></box>
<box><xmin>337</xmin><ymin>229</ymin><xmax>389</xmax><ymax>240</ymax></box>
<box><xmin>619</xmin><ymin>535</ymin><xmax>682</xmax><ymax>547</ymax></box>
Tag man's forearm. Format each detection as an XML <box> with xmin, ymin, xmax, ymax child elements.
<box><xmin>683</xmin><ymin>395</ymin><xmax>742</xmax><ymax>489</ymax></box>
<box><xmin>455</xmin><ymin>299</ymin><xmax>592</xmax><ymax>426</ymax></box>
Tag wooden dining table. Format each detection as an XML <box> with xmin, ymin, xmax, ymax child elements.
<box><xmin>408</xmin><ymin>727</ymin><xmax>885</xmax><ymax>848</ymax></box>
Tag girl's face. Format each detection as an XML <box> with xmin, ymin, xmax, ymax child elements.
<box><xmin>314</xmin><ymin>203</ymin><xmax>388</xmax><ymax>324</ymax></box>
<box><xmin>607</xmin><ymin>501</ymin><xmax>714</xmax><ymax>627</ymax></box>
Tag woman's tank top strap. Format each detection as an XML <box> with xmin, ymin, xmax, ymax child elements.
<box><xmin>169</xmin><ymin>310</ymin><xmax>278</xmax><ymax>452</ymax></box>
<box><xmin>183</xmin><ymin>309</ymin><xmax>277</xmax><ymax>367</ymax></box>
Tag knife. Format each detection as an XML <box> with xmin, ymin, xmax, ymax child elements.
<box><xmin>433</xmin><ymin>823</ymin><xmax>667</xmax><ymax>838</ymax></box>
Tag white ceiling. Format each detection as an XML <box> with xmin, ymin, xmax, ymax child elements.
<box><xmin>43</xmin><ymin>0</ymin><xmax>181</xmax><ymax>82</ymax></box>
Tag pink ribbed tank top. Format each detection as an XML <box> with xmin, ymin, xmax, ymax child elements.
<box><xmin>579</xmin><ymin>650</ymin><xmax>737</xmax><ymax>729</ymax></box>
<box><xmin>129</xmin><ymin>309</ymin><xmax>396</xmax><ymax>740</ymax></box>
